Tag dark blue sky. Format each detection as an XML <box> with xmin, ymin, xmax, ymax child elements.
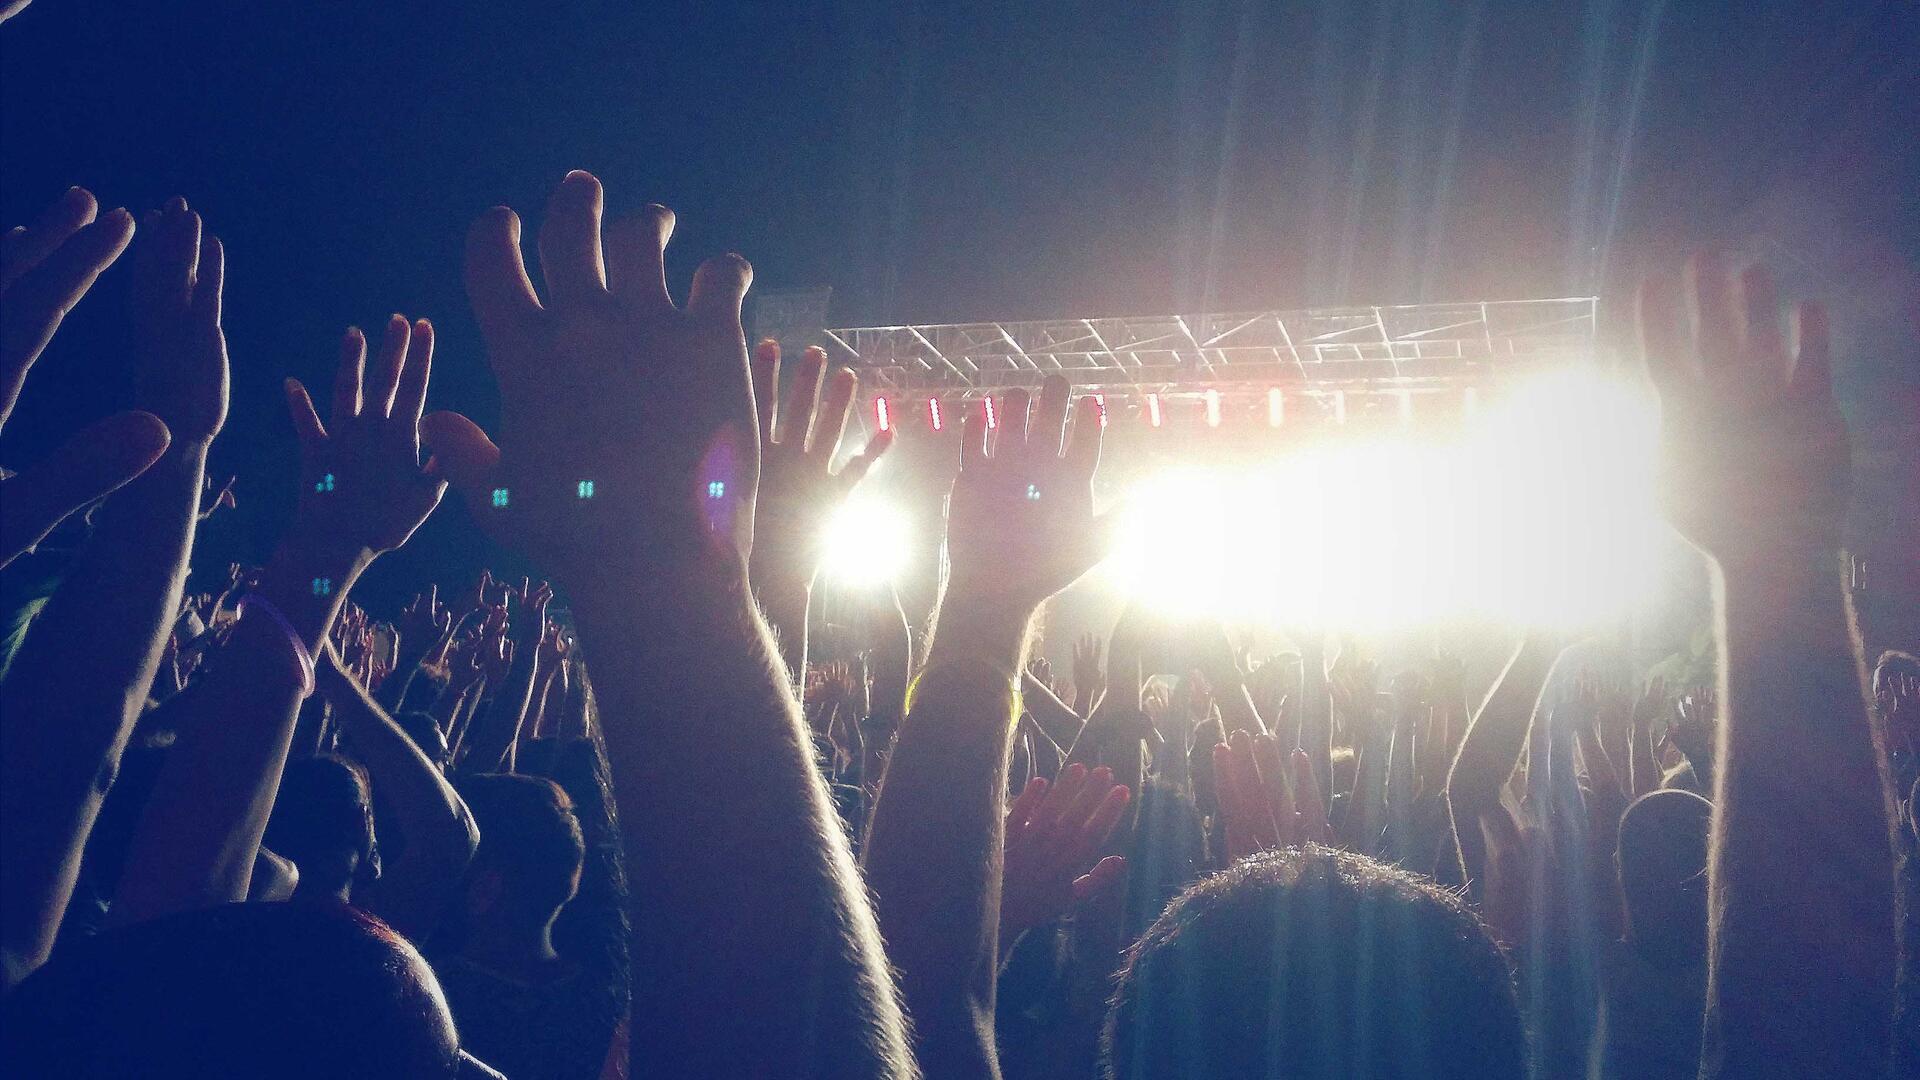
<box><xmin>3</xmin><ymin>0</ymin><xmax>1915</xmax><ymax>628</ymax></box>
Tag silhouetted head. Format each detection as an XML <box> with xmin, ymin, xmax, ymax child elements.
<box><xmin>395</xmin><ymin>709</ymin><xmax>452</xmax><ymax>769</ymax></box>
<box><xmin>1103</xmin><ymin>846</ymin><xmax>1526</xmax><ymax>1080</ymax></box>
<box><xmin>458</xmin><ymin>774</ymin><xmax>583</xmax><ymax>935</ymax></box>
<box><xmin>263</xmin><ymin>754</ymin><xmax>378</xmax><ymax>900</ymax></box>
<box><xmin>1617</xmin><ymin>789</ymin><xmax>1712</xmax><ymax>965</ymax></box>
<box><xmin>2</xmin><ymin>901</ymin><xmax>502</xmax><ymax>1078</ymax></box>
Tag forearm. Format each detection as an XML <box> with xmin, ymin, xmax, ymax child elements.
<box><xmin>1299</xmin><ymin>637</ymin><xmax>1333</xmax><ymax>807</ymax></box>
<box><xmin>0</xmin><ymin>443</ymin><xmax>204</xmax><ymax>980</ymax></box>
<box><xmin>754</xmin><ymin>572</ymin><xmax>812</xmax><ymax>688</ymax></box>
<box><xmin>864</xmin><ymin>597</ymin><xmax>1030</xmax><ymax>1078</ymax></box>
<box><xmin>109</xmin><ymin>542</ymin><xmax>362</xmax><ymax>927</ymax></box>
<box><xmin>378</xmin><ymin>645</ymin><xmax>431</xmax><ymax>712</ymax></box>
<box><xmin>463</xmin><ymin>649</ymin><xmax>540</xmax><ymax>774</ymax></box>
<box><xmin>1020</xmin><ymin>670</ymin><xmax>1086</xmax><ymax>750</ymax></box>
<box><xmin>1703</xmin><ymin>558</ymin><xmax>1895</xmax><ymax>1078</ymax></box>
<box><xmin>1445</xmin><ymin>637</ymin><xmax>1556</xmax><ymax>816</ymax></box>
<box><xmin>335</xmin><ymin>677</ymin><xmax>478</xmax><ymax>938</ymax></box>
<box><xmin>573</xmin><ymin>557</ymin><xmax>909</xmax><ymax>1078</ymax></box>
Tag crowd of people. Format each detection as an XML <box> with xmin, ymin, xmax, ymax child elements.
<box><xmin>1</xmin><ymin>3</ymin><xmax>1915</xmax><ymax>1077</ymax></box>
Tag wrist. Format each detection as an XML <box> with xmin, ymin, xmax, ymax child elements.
<box><xmin>927</xmin><ymin>594</ymin><xmax>1036</xmax><ymax>674</ymax></box>
<box><xmin>254</xmin><ymin>543</ymin><xmax>372</xmax><ymax>649</ymax></box>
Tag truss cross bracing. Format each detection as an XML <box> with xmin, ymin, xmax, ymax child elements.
<box><xmin>813</xmin><ymin>297</ymin><xmax>1598</xmax><ymax>406</ymax></box>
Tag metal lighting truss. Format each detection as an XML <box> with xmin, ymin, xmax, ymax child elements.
<box><xmin>813</xmin><ymin>297</ymin><xmax>1598</xmax><ymax>409</ymax></box>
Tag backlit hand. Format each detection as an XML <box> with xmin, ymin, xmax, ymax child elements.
<box><xmin>749</xmin><ymin>339</ymin><xmax>892</xmax><ymax>593</ymax></box>
<box><xmin>0</xmin><ymin>188</ymin><xmax>169</xmax><ymax>567</ymax></box>
<box><xmin>423</xmin><ymin>171</ymin><xmax>759</xmax><ymax>580</ymax></box>
<box><xmin>945</xmin><ymin>374</ymin><xmax>1108</xmax><ymax>619</ymax></box>
<box><xmin>284</xmin><ymin>316</ymin><xmax>449</xmax><ymax>557</ymax></box>
<box><xmin>1637</xmin><ymin>254</ymin><xmax>1848</xmax><ymax>568</ymax></box>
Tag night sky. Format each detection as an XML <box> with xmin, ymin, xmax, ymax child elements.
<box><xmin>3</xmin><ymin>0</ymin><xmax>1915</xmax><ymax>639</ymax></box>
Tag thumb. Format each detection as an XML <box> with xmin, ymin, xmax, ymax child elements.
<box><xmin>420</xmin><ymin>410</ymin><xmax>502</xmax><ymax>495</ymax></box>
<box><xmin>0</xmin><ymin>410</ymin><xmax>170</xmax><ymax>568</ymax></box>
<box><xmin>1071</xmin><ymin>855</ymin><xmax>1127</xmax><ymax>901</ymax></box>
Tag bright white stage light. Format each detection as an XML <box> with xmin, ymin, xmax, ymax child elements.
<box><xmin>1099</xmin><ymin>367</ymin><xmax>1662</xmax><ymax>630</ymax></box>
<box><xmin>820</xmin><ymin>496</ymin><xmax>912</xmax><ymax>586</ymax></box>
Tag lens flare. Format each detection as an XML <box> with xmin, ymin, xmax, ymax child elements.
<box><xmin>1100</xmin><ymin>368</ymin><xmax>1661</xmax><ymax>630</ymax></box>
<box><xmin>820</xmin><ymin>496</ymin><xmax>912</xmax><ymax>587</ymax></box>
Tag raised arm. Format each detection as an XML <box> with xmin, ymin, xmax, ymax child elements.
<box><xmin>0</xmin><ymin>188</ymin><xmax>168</xmax><ymax>569</ymax></box>
<box><xmin>748</xmin><ymin>339</ymin><xmax>893</xmax><ymax>683</ymax></box>
<box><xmin>310</xmin><ymin>640</ymin><xmax>479</xmax><ymax>940</ymax></box>
<box><xmin>111</xmin><ymin>315</ymin><xmax>453</xmax><ymax>926</ymax></box>
<box><xmin>1443</xmin><ymin>633</ymin><xmax>1559</xmax><ymax>892</ymax></box>
<box><xmin>0</xmin><ymin>199</ymin><xmax>216</xmax><ymax>986</ymax></box>
<box><xmin>863</xmin><ymin>374</ymin><xmax>1108</xmax><ymax>1077</ymax></box>
<box><xmin>457</xmin><ymin>585</ymin><xmax>547</xmax><ymax>775</ymax></box>
<box><xmin>1638</xmin><ymin>254</ymin><xmax>1895</xmax><ymax>1078</ymax></box>
<box><xmin>420</xmin><ymin>173</ymin><xmax>910</xmax><ymax>1076</ymax></box>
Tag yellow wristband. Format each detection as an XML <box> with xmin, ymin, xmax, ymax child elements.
<box><xmin>905</xmin><ymin>657</ymin><xmax>1023</xmax><ymax>728</ymax></box>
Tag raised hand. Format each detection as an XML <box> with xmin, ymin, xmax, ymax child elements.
<box><xmin>0</xmin><ymin>188</ymin><xmax>169</xmax><ymax>566</ymax></box>
<box><xmin>422</xmin><ymin>171</ymin><xmax>759</xmax><ymax>576</ymax></box>
<box><xmin>999</xmin><ymin>765</ymin><xmax>1130</xmax><ymax>937</ymax></box>
<box><xmin>749</xmin><ymin>338</ymin><xmax>893</xmax><ymax>591</ymax></box>
<box><xmin>1212</xmin><ymin>730</ymin><xmax>1331</xmax><ymax>862</ymax></box>
<box><xmin>1637</xmin><ymin>253</ymin><xmax>1847</xmax><ymax>567</ymax></box>
<box><xmin>131</xmin><ymin>198</ymin><xmax>228</xmax><ymax>446</ymax></box>
<box><xmin>1071</xmin><ymin>632</ymin><xmax>1103</xmax><ymax>695</ymax></box>
<box><xmin>1669</xmin><ymin>688</ymin><xmax>1718</xmax><ymax>781</ymax></box>
<box><xmin>284</xmin><ymin>316</ymin><xmax>448</xmax><ymax>557</ymax></box>
<box><xmin>945</xmin><ymin>374</ymin><xmax>1108</xmax><ymax>625</ymax></box>
<box><xmin>535</xmin><ymin>620</ymin><xmax>571</xmax><ymax>671</ymax></box>
<box><xmin>199</xmin><ymin>474</ymin><xmax>237</xmax><ymax>520</ymax></box>
<box><xmin>397</xmin><ymin>585</ymin><xmax>452</xmax><ymax>658</ymax></box>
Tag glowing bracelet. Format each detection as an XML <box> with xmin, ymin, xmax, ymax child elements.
<box><xmin>237</xmin><ymin>593</ymin><xmax>316</xmax><ymax>698</ymax></box>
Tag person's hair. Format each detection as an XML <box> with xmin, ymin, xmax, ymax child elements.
<box><xmin>263</xmin><ymin>754</ymin><xmax>378</xmax><ymax>895</ymax></box>
<box><xmin>1616</xmin><ymin>789</ymin><xmax>1712</xmax><ymax>964</ymax></box>
<box><xmin>1120</xmin><ymin>778</ymin><xmax>1208</xmax><ymax>946</ymax></box>
<box><xmin>459</xmin><ymin>773</ymin><xmax>584</xmax><ymax>929</ymax></box>
<box><xmin>2</xmin><ymin>901</ymin><xmax>465</xmax><ymax>1079</ymax></box>
<box><xmin>1102</xmin><ymin>845</ymin><xmax>1527</xmax><ymax>1080</ymax></box>
<box><xmin>1874</xmin><ymin>650</ymin><xmax>1918</xmax><ymax>692</ymax></box>
<box><xmin>395</xmin><ymin>709</ymin><xmax>452</xmax><ymax>768</ymax></box>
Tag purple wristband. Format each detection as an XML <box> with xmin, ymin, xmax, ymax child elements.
<box><xmin>237</xmin><ymin>593</ymin><xmax>316</xmax><ymax>698</ymax></box>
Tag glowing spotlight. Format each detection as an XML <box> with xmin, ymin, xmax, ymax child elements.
<box><xmin>1205</xmin><ymin>388</ymin><xmax>1222</xmax><ymax>428</ymax></box>
<box><xmin>875</xmin><ymin>397</ymin><xmax>892</xmax><ymax>433</ymax></box>
<box><xmin>1095</xmin><ymin>367</ymin><xmax>1662</xmax><ymax>632</ymax></box>
<box><xmin>928</xmin><ymin>397</ymin><xmax>944</xmax><ymax>432</ymax></box>
<box><xmin>983</xmin><ymin>396</ymin><xmax>998</xmax><ymax>431</ymax></box>
<box><xmin>1146</xmin><ymin>393</ymin><xmax>1163</xmax><ymax>428</ymax></box>
<box><xmin>1268</xmin><ymin>387</ymin><xmax>1284</xmax><ymax>427</ymax></box>
<box><xmin>1093</xmin><ymin>393</ymin><xmax>1107</xmax><ymax>427</ymax></box>
<box><xmin>820</xmin><ymin>496</ymin><xmax>912</xmax><ymax>586</ymax></box>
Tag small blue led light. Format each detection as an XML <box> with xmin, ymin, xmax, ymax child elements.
<box><xmin>311</xmin><ymin>577</ymin><xmax>333</xmax><ymax>597</ymax></box>
<box><xmin>1025</xmin><ymin>483</ymin><xmax>1041</xmax><ymax>501</ymax></box>
<box><xmin>490</xmin><ymin>487</ymin><xmax>510</xmax><ymax>508</ymax></box>
<box><xmin>707</xmin><ymin>481</ymin><xmax>726</xmax><ymax>499</ymax></box>
<box><xmin>576</xmin><ymin>480</ymin><xmax>595</xmax><ymax>500</ymax></box>
<box><xmin>315</xmin><ymin>473</ymin><xmax>335</xmax><ymax>494</ymax></box>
